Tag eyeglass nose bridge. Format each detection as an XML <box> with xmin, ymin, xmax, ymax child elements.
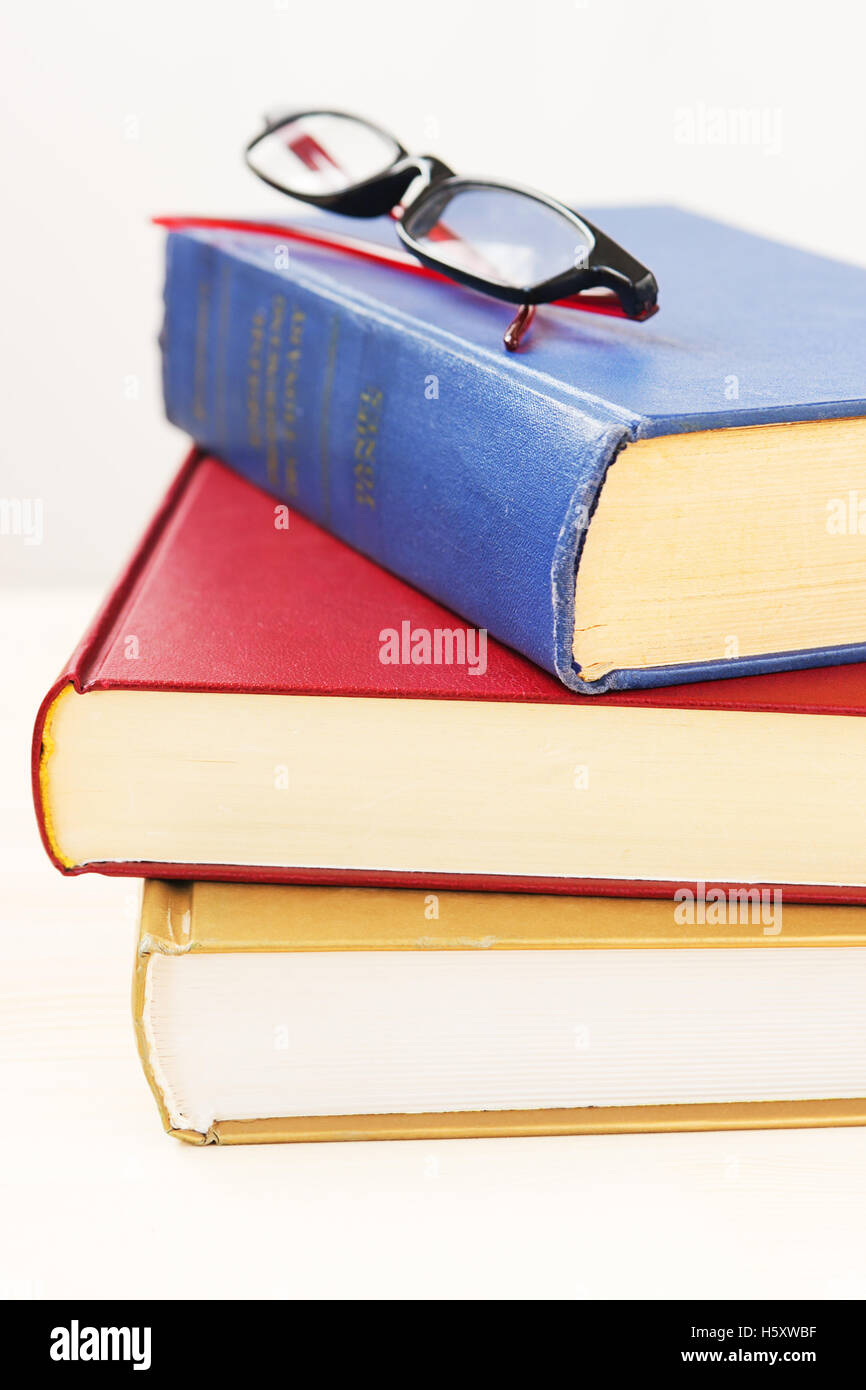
<box><xmin>298</xmin><ymin>154</ymin><xmax>456</xmax><ymax>222</ymax></box>
<box><xmin>387</xmin><ymin>154</ymin><xmax>457</xmax><ymax>214</ymax></box>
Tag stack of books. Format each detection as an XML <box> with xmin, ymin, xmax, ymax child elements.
<box><xmin>32</xmin><ymin>205</ymin><xmax>866</xmax><ymax>1145</ymax></box>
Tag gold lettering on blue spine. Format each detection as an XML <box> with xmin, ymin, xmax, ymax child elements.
<box><xmin>353</xmin><ymin>387</ymin><xmax>384</xmax><ymax>510</ymax></box>
<box><xmin>245</xmin><ymin>306</ymin><xmax>266</xmax><ymax>451</ymax></box>
<box><xmin>319</xmin><ymin>315</ymin><xmax>340</xmax><ymax>522</ymax></box>
<box><xmin>282</xmin><ymin>306</ymin><xmax>307</xmax><ymax>498</ymax></box>
<box><xmin>192</xmin><ymin>278</ymin><xmax>212</xmax><ymax>424</ymax></box>
<box><xmin>263</xmin><ymin>294</ymin><xmax>286</xmax><ymax>489</ymax></box>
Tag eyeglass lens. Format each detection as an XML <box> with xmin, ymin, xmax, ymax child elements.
<box><xmin>249</xmin><ymin>113</ymin><xmax>401</xmax><ymax>196</ymax></box>
<box><xmin>402</xmin><ymin>184</ymin><xmax>595</xmax><ymax>292</ymax></box>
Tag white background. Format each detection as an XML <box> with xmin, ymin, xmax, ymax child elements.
<box><xmin>3</xmin><ymin>0</ymin><xmax>866</xmax><ymax>1300</ymax></box>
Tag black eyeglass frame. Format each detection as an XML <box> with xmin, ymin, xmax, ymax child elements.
<box><xmin>245</xmin><ymin>110</ymin><xmax>658</xmax><ymax>321</ymax></box>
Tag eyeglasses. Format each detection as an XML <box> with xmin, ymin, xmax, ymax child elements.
<box><xmin>243</xmin><ymin>109</ymin><xmax>659</xmax><ymax>351</ymax></box>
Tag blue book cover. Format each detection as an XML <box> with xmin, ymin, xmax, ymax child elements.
<box><xmin>160</xmin><ymin>206</ymin><xmax>866</xmax><ymax>693</ymax></box>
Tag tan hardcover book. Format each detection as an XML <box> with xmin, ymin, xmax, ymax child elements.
<box><xmin>134</xmin><ymin>881</ymin><xmax>866</xmax><ymax>1145</ymax></box>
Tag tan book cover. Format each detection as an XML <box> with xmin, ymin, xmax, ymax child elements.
<box><xmin>134</xmin><ymin>881</ymin><xmax>866</xmax><ymax>1145</ymax></box>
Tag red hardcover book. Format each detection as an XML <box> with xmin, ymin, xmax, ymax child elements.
<box><xmin>32</xmin><ymin>452</ymin><xmax>866</xmax><ymax>901</ymax></box>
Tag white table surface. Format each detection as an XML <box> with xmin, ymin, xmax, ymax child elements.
<box><xmin>2</xmin><ymin>588</ymin><xmax>866</xmax><ymax>1301</ymax></box>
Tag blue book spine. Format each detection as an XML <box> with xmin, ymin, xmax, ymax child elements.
<box><xmin>161</xmin><ymin>227</ymin><xmax>633</xmax><ymax>693</ymax></box>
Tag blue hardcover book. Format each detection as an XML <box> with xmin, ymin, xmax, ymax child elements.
<box><xmin>159</xmin><ymin>206</ymin><xmax>866</xmax><ymax>693</ymax></box>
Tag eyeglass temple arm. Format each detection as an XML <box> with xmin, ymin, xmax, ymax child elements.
<box><xmin>503</xmin><ymin>305</ymin><xmax>536</xmax><ymax>352</ymax></box>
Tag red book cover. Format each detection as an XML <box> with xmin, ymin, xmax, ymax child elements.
<box><xmin>32</xmin><ymin>451</ymin><xmax>866</xmax><ymax>901</ymax></box>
